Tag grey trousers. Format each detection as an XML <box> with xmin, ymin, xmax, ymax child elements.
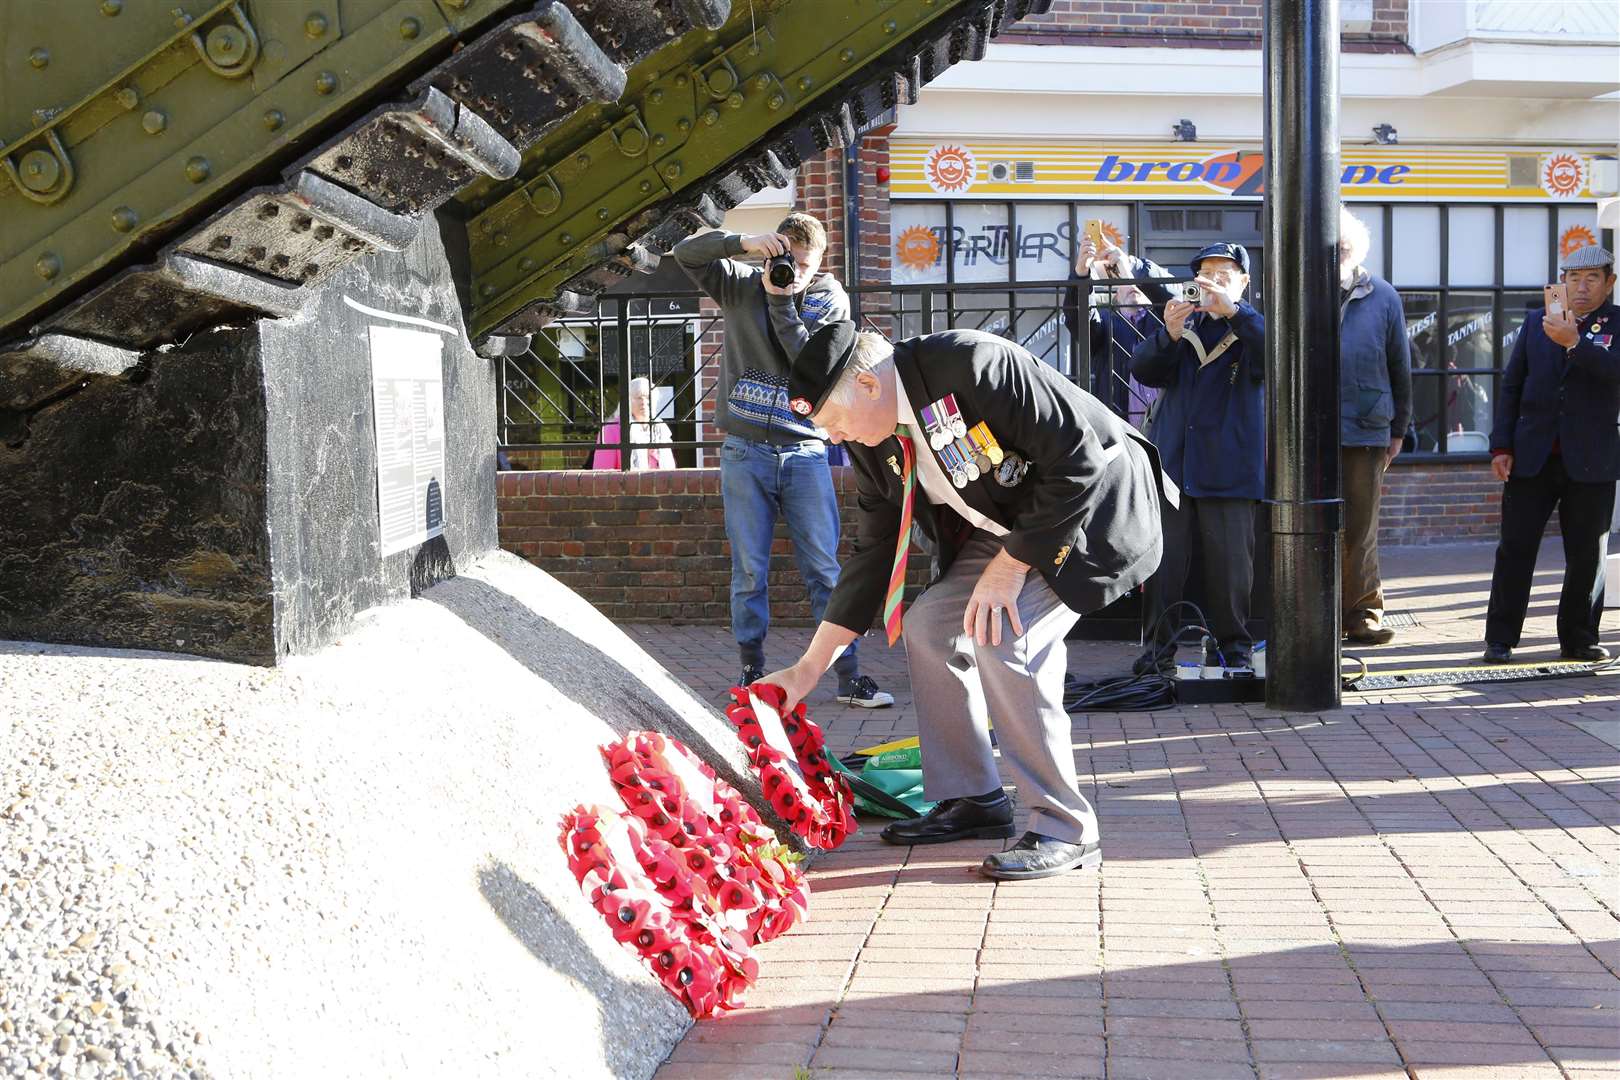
<box><xmin>901</xmin><ymin>532</ymin><xmax>1098</xmax><ymax>845</ymax></box>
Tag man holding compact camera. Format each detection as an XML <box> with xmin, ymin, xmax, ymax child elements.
<box><xmin>1129</xmin><ymin>242</ymin><xmax>1266</xmax><ymax>672</ymax></box>
<box><xmin>673</xmin><ymin>213</ymin><xmax>892</xmax><ymax>707</ymax></box>
<box><xmin>1482</xmin><ymin>244</ymin><xmax>1618</xmax><ymax>664</ymax></box>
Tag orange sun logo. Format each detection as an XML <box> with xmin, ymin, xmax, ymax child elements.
<box><xmin>925</xmin><ymin>144</ymin><xmax>976</xmax><ymax>194</ymax></box>
<box><xmin>1539</xmin><ymin>153</ymin><xmax>1587</xmax><ymax>199</ymax></box>
<box><xmin>895</xmin><ymin>225</ymin><xmax>941</xmax><ymax>272</ymax></box>
<box><xmin>1560</xmin><ymin>224</ymin><xmax>1597</xmax><ymax>259</ymax></box>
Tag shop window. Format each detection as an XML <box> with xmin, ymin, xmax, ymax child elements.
<box><xmin>891</xmin><ymin>203</ymin><xmax>947</xmax><ymax>285</ymax></box>
<box><xmin>1149</xmin><ymin>209</ymin><xmax>1183</xmax><ymax>231</ymax></box>
<box><xmin>1447</xmin><ymin>207</ymin><xmax>1496</xmax><ymax>287</ymax></box>
<box><xmin>1392</xmin><ymin>206</ymin><xmax>1440</xmax><ymax>286</ymax></box>
<box><xmin>1014</xmin><ymin>203</ymin><xmax>1073</xmax><ymax>282</ymax></box>
<box><xmin>1500</xmin><ymin>291</ymin><xmax>1543</xmax><ymax>363</ymax></box>
<box><xmin>1408</xmin><ymin>375</ymin><xmax>1443</xmax><ymax>453</ymax></box>
<box><xmin>1186</xmin><ymin>209</ymin><xmax>1221</xmax><ymax>230</ymax></box>
<box><xmin>1557</xmin><ymin>205</ymin><xmax>1601</xmax><ymax>269</ymax></box>
<box><xmin>1444</xmin><ymin>291</ymin><xmax>1496</xmax><ymax>435</ymax></box>
<box><xmin>949</xmin><ymin>203</ymin><xmax>1010</xmax><ymax>284</ymax></box>
<box><xmin>1347</xmin><ymin>204</ymin><xmax>1385</xmax><ymax>280</ymax></box>
<box><xmin>1401</xmin><ymin>291</ymin><xmax>1441</xmax><ymax>371</ymax></box>
<box><xmin>1503</xmin><ymin>207</ymin><xmax>1550</xmax><ymax>287</ymax></box>
<box><xmin>1074</xmin><ymin>203</ymin><xmax>1132</xmax><ymax>255</ymax></box>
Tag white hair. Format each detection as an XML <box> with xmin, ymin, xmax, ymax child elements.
<box><xmin>1339</xmin><ymin>207</ymin><xmax>1371</xmax><ymax>271</ymax></box>
<box><xmin>819</xmin><ymin>331</ymin><xmax>894</xmax><ymax>414</ymax></box>
<box><xmin>628</xmin><ymin>376</ymin><xmax>651</xmax><ymax>399</ymax></box>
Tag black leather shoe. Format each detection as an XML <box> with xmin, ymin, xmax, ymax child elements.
<box><xmin>1482</xmin><ymin>642</ymin><xmax>1513</xmax><ymax>664</ymax></box>
<box><xmin>880</xmin><ymin>796</ymin><xmax>1014</xmax><ymax>846</ymax></box>
<box><xmin>1561</xmin><ymin>644</ymin><xmax>1610</xmax><ymax>662</ymax></box>
<box><xmin>980</xmin><ymin>833</ymin><xmax>1102</xmax><ymax>881</ymax></box>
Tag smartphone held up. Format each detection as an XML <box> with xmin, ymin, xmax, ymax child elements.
<box><xmin>1544</xmin><ymin>283</ymin><xmax>1568</xmax><ymax>320</ymax></box>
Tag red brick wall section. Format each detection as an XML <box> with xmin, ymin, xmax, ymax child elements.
<box><xmin>497</xmin><ymin>468</ymin><xmax>933</xmax><ymax>626</ymax></box>
<box><xmin>1002</xmin><ymin>0</ymin><xmax>1409</xmax><ymax>50</ymax></box>
<box><xmin>497</xmin><ymin>461</ymin><xmax>1520</xmax><ymax>626</ymax></box>
<box><xmin>1377</xmin><ymin>460</ymin><xmax>1527</xmax><ymax>547</ymax></box>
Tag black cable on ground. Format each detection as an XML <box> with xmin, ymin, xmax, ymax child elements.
<box><xmin>1064</xmin><ymin>600</ymin><xmax>1223</xmax><ymax>713</ymax></box>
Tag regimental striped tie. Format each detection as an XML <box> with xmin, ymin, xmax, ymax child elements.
<box><xmin>883</xmin><ymin>428</ymin><xmax>917</xmax><ymax>646</ymax></box>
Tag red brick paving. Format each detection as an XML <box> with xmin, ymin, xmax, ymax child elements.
<box><xmin>633</xmin><ymin>545</ymin><xmax>1619</xmax><ymax>1079</ymax></box>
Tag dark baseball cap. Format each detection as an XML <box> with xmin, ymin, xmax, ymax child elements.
<box><xmin>787</xmin><ymin>320</ymin><xmax>859</xmax><ymax>418</ymax></box>
<box><xmin>1191</xmin><ymin>242</ymin><xmax>1250</xmax><ymax>275</ymax></box>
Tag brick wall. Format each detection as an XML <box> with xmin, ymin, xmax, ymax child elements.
<box><xmin>497</xmin><ymin>468</ymin><xmax>933</xmax><ymax>626</ymax></box>
<box><xmin>1003</xmin><ymin>0</ymin><xmax>1409</xmax><ymax>50</ymax></box>
<box><xmin>1377</xmin><ymin>459</ymin><xmax>1518</xmax><ymax>547</ymax></box>
<box><xmin>496</xmin><ymin>461</ymin><xmax>1519</xmax><ymax>626</ymax></box>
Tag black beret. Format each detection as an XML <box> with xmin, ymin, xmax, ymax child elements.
<box><xmin>787</xmin><ymin>320</ymin><xmax>858</xmax><ymax>418</ymax></box>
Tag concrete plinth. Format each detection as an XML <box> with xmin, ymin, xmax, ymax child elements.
<box><xmin>0</xmin><ymin>216</ymin><xmax>494</xmax><ymax>664</ymax></box>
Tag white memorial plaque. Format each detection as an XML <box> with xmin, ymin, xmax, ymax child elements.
<box><xmin>368</xmin><ymin>324</ymin><xmax>447</xmax><ymax>557</ymax></box>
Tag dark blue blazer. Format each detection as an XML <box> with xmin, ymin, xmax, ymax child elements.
<box><xmin>1491</xmin><ymin>301</ymin><xmax>1620</xmax><ymax>483</ymax></box>
<box><xmin>1130</xmin><ymin>304</ymin><xmax>1267</xmax><ymax>500</ymax></box>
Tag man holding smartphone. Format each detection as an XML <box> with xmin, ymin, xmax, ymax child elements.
<box><xmin>1129</xmin><ymin>243</ymin><xmax>1266</xmax><ymax>672</ymax></box>
<box><xmin>1482</xmin><ymin>244</ymin><xmax>1618</xmax><ymax>664</ymax></box>
<box><xmin>1061</xmin><ymin>228</ymin><xmax>1174</xmax><ymax>422</ymax></box>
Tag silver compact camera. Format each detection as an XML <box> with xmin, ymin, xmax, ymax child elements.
<box><xmin>1179</xmin><ymin>282</ymin><xmax>1203</xmax><ymax>304</ymax></box>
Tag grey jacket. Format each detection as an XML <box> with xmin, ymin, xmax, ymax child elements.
<box><xmin>672</xmin><ymin>230</ymin><xmax>850</xmax><ymax>445</ymax></box>
<box><xmin>1339</xmin><ymin>268</ymin><xmax>1413</xmax><ymax>448</ymax></box>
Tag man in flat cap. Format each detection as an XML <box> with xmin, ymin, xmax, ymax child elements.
<box><xmin>1483</xmin><ymin>244</ymin><xmax>1618</xmax><ymax>664</ymax></box>
<box><xmin>1129</xmin><ymin>241</ymin><xmax>1266</xmax><ymax>674</ymax></box>
<box><xmin>758</xmin><ymin>322</ymin><xmax>1173</xmax><ymax>879</ymax></box>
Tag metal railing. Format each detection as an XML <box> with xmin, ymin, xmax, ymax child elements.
<box><xmin>496</xmin><ymin>276</ymin><xmax>1177</xmax><ymax>470</ymax></box>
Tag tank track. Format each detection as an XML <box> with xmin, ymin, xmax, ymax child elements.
<box><xmin>1</xmin><ymin>0</ymin><xmax>1049</xmax><ymax>375</ymax></box>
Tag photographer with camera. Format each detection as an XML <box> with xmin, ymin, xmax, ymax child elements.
<box><xmin>1129</xmin><ymin>243</ymin><xmax>1266</xmax><ymax>673</ymax></box>
<box><xmin>673</xmin><ymin>214</ymin><xmax>892</xmax><ymax>707</ymax></box>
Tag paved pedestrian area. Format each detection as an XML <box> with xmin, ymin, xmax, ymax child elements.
<box><xmin>628</xmin><ymin>544</ymin><xmax>1620</xmax><ymax>1080</ymax></box>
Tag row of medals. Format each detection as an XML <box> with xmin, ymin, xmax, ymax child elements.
<box><xmin>921</xmin><ymin>394</ymin><xmax>1004</xmax><ymax>489</ymax></box>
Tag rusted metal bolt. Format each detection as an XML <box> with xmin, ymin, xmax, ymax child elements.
<box><xmin>142</xmin><ymin>110</ymin><xmax>167</xmax><ymax>134</ymax></box>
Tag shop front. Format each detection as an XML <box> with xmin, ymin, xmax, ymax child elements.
<box><xmin>887</xmin><ymin>138</ymin><xmax>1615</xmax><ymax>458</ymax></box>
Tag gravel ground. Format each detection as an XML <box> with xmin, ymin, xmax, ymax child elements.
<box><xmin>0</xmin><ymin>551</ymin><xmax>754</xmax><ymax>1080</ymax></box>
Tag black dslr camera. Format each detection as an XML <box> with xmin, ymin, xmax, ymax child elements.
<box><xmin>767</xmin><ymin>253</ymin><xmax>796</xmax><ymax>289</ymax></box>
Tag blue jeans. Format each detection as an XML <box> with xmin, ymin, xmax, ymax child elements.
<box><xmin>720</xmin><ymin>434</ymin><xmax>859</xmax><ymax>683</ymax></box>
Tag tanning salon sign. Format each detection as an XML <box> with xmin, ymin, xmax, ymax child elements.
<box><xmin>892</xmin><ymin>140</ymin><xmax>1610</xmax><ymax>203</ymax></box>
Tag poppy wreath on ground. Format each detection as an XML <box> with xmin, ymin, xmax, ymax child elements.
<box><xmin>559</xmin><ymin>806</ymin><xmax>754</xmax><ymax>1017</ymax></box>
<box><xmin>602</xmin><ymin>731</ymin><xmax>809</xmax><ymax>944</ymax></box>
<box><xmin>723</xmin><ymin>684</ymin><xmax>857</xmax><ymax>850</ymax></box>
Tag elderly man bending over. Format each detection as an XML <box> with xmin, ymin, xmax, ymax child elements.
<box><xmin>760</xmin><ymin>322</ymin><xmax>1174</xmax><ymax>879</ymax></box>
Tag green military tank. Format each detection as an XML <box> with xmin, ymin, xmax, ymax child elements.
<box><xmin>2</xmin><ymin>0</ymin><xmax>1050</xmax><ymax>372</ymax></box>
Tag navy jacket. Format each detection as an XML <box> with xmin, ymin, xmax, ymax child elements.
<box><xmin>824</xmin><ymin>330</ymin><xmax>1177</xmax><ymax>630</ymax></box>
<box><xmin>1130</xmin><ymin>303</ymin><xmax>1267</xmax><ymax>500</ymax></box>
<box><xmin>1491</xmin><ymin>300</ymin><xmax>1620</xmax><ymax>483</ymax></box>
<box><xmin>1339</xmin><ymin>270</ymin><xmax>1413</xmax><ymax>448</ymax></box>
